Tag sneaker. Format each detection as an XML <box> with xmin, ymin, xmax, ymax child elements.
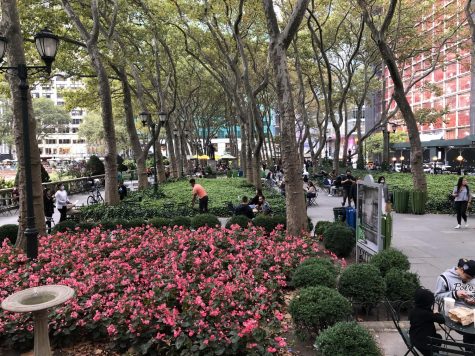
<box><xmin>328</xmin><ymin>194</ymin><xmax>333</xmax><ymax>197</ymax></box>
<box><xmin>465</xmin><ymin>223</ymin><xmax>469</xmax><ymax>228</ymax></box>
<box><xmin>454</xmin><ymin>224</ymin><xmax>461</xmax><ymax>229</ymax></box>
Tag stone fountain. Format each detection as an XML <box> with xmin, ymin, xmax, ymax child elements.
<box><xmin>1</xmin><ymin>285</ymin><xmax>75</xmax><ymax>356</ymax></box>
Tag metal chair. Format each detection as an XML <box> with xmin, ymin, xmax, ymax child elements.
<box><xmin>428</xmin><ymin>336</ymin><xmax>475</xmax><ymax>355</ymax></box>
<box><xmin>385</xmin><ymin>299</ymin><xmax>421</xmax><ymax>356</ymax></box>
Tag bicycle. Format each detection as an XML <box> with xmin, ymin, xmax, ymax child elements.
<box><xmin>87</xmin><ymin>187</ymin><xmax>104</xmax><ymax>205</ymax></box>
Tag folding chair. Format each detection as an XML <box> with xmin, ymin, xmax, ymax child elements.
<box><xmin>307</xmin><ymin>191</ymin><xmax>318</xmax><ymax>207</ymax></box>
<box><xmin>385</xmin><ymin>300</ymin><xmax>420</xmax><ymax>356</ymax></box>
<box><xmin>428</xmin><ymin>337</ymin><xmax>475</xmax><ymax>355</ymax></box>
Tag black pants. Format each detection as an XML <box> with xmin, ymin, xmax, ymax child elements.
<box><xmin>199</xmin><ymin>196</ymin><xmax>209</xmax><ymax>213</ymax></box>
<box><xmin>58</xmin><ymin>206</ymin><xmax>67</xmax><ymax>222</ymax></box>
<box><xmin>454</xmin><ymin>201</ymin><xmax>468</xmax><ymax>225</ymax></box>
<box><xmin>342</xmin><ymin>187</ymin><xmax>352</xmax><ymax>206</ymax></box>
<box><xmin>45</xmin><ymin>215</ymin><xmax>53</xmax><ymax>233</ymax></box>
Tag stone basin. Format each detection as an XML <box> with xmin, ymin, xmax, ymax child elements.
<box><xmin>1</xmin><ymin>285</ymin><xmax>75</xmax><ymax>313</ymax></box>
<box><xmin>1</xmin><ymin>285</ymin><xmax>75</xmax><ymax>356</ymax></box>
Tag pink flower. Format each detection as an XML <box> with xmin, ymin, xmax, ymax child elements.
<box><xmin>107</xmin><ymin>324</ymin><xmax>117</xmax><ymax>336</ymax></box>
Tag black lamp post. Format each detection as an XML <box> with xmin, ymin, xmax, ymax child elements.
<box><xmin>140</xmin><ymin>111</ymin><xmax>166</xmax><ymax>195</ymax></box>
<box><xmin>383</xmin><ymin>122</ymin><xmax>398</xmax><ymax>167</ymax></box>
<box><xmin>0</xmin><ymin>28</ymin><xmax>59</xmax><ymax>260</ymax></box>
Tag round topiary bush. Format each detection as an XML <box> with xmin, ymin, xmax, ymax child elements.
<box><xmin>315</xmin><ymin>221</ymin><xmax>332</xmax><ymax>236</ymax></box>
<box><xmin>170</xmin><ymin>216</ymin><xmax>192</xmax><ymax>229</ymax></box>
<box><xmin>315</xmin><ymin>321</ymin><xmax>382</xmax><ymax>356</ymax></box>
<box><xmin>149</xmin><ymin>217</ymin><xmax>170</xmax><ymax>228</ymax></box>
<box><xmin>52</xmin><ymin>220</ymin><xmax>77</xmax><ymax>233</ymax></box>
<box><xmin>0</xmin><ymin>224</ymin><xmax>18</xmax><ymax>245</ymax></box>
<box><xmin>191</xmin><ymin>214</ymin><xmax>220</xmax><ymax>229</ymax></box>
<box><xmin>338</xmin><ymin>264</ymin><xmax>386</xmax><ymax>306</ymax></box>
<box><xmin>385</xmin><ymin>268</ymin><xmax>420</xmax><ymax>302</ymax></box>
<box><xmin>289</xmin><ymin>286</ymin><xmax>352</xmax><ymax>335</ymax></box>
<box><xmin>225</xmin><ymin>215</ymin><xmax>251</xmax><ymax>229</ymax></box>
<box><xmin>323</xmin><ymin>224</ymin><xmax>355</xmax><ymax>258</ymax></box>
<box><xmin>370</xmin><ymin>248</ymin><xmax>410</xmax><ymax>276</ymax></box>
<box><xmin>291</xmin><ymin>260</ymin><xmax>337</xmax><ymax>289</ymax></box>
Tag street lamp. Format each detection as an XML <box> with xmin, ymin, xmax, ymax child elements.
<box><xmin>382</xmin><ymin>121</ymin><xmax>398</xmax><ymax>168</ymax></box>
<box><xmin>392</xmin><ymin>157</ymin><xmax>397</xmax><ymax>171</ymax></box>
<box><xmin>400</xmin><ymin>155</ymin><xmax>405</xmax><ymax>172</ymax></box>
<box><xmin>0</xmin><ymin>28</ymin><xmax>59</xmax><ymax>260</ymax></box>
<box><xmin>432</xmin><ymin>155</ymin><xmax>438</xmax><ymax>175</ymax></box>
<box><xmin>140</xmin><ymin>110</ymin><xmax>167</xmax><ymax>195</ymax></box>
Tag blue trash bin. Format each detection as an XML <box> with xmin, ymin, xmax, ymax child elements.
<box><xmin>345</xmin><ymin>206</ymin><xmax>356</xmax><ymax>229</ymax></box>
<box><xmin>238</xmin><ymin>170</ymin><xmax>243</xmax><ymax>177</ymax></box>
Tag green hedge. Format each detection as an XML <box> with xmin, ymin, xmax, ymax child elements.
<box><xmin>291</xmin><ymin>259</ymin><xmax>337</xmax><ymax>289</ymax></box>
<box><xmin>52</xmin><ymin>220</ymin><xmax>78</xmax><ymax>233</ymax></box>
<box><xmin>385</xmin><ymin>268</ymin><xmax>420</xmax><ymax>302</ymax></box>
<box><xmin>225</xmin><ymin>215</ymin><xmax>251</xmax><ymax>229</ymax></box>
<box><xmin>79</xmin><ymin>179</ymin><xmax>286</xmax><ymax>221</ymax></box>
<box><xmin>370</xmin><ymin>248</ymin><xmax>410</xmax><ymax>277</ymax></box>
<box><xmin>323</xmin><ymin>224</ymin><xmax>355</xmax><ymax>258</ymax></box>
<box><xmin>191</xmin><ymin>214</ymin><xmax>221</xmax><ymax>229</ymax></box>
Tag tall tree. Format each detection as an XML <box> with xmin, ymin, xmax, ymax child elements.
<box><xmin>0</xmin><ymin>0</ymin><xmax>46</xmax><ymax>248</ymax></box>
<box><xmin>61</xmin><ymin>0</ymin><xmax>119</xmax><ymax>204</ymax></box>
<box><xmin>262</xmin><ymin>0</ymin><xmax>309</xmax><ymax>236</ymax></box>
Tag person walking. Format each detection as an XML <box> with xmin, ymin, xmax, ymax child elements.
<box><xmin>55</xmin><ymin>184</ymin><xmax>70</xmax><ymax>222</ymax></box>
<box><xmin>190</xmin><ymin>178</ymin><xmax>208</xmax><ymax>213</ymax></box>
<box><xmin>452</xmin><ymin>177</ymin><xmax>471</xmax><ymax>229</ymax></box>
<box><xmin>43</xmin><ymin>188</ymin><xmax>55</xmax><ymax>233</ymax></box>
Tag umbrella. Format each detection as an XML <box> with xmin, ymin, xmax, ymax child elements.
<box><xmin>220</xmin><ymin>153</ymin><xmax>236</xmax><ymax>159</ymax></box>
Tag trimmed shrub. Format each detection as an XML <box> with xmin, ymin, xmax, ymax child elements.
<box><xmin>253</xmin><ymin>215</ymin><xmax>286</xmax><ymax>233</ymax></box>
<box><xmin>98</xmin><ymin>220</ymin><xmax>118</xmax><ymax>231</ymax></box>
<box><xmin>0</xmin><ymin>224</ymin><xmax>18</xmax><ymax>245</ymax></box>
<box><xmin>315</xmin><ymin>321</ymin><xmax>382</xmax><ymax>356</ymax></box>
<box><xmin>225</xmin><ymin>215</ymin><xmax>251</xmax><ymax>229</ymax></box>
<box><xmin>385</xmin><ymin>268</ymin><xmax>420</xmax><ymax>302</ymax></box>
<box><xmin>300</xmin><ymin>257</ymin><xmax>336</xmax><ymax>270</ymax></box>
<box><xmin>191</xmin><ymin>214</ymin><xmax>220</xmax><ymax>229</ymax></box>
<box><xmin>289</xmin><ymin>286</ymin><xmax>352</xmax><ymax>335</ymax></box>
<box><xmin>149</xmin><ymin>217</ymin><xmax>170</xmax><ymax>228</ymax></box>
<box><xmin>370</xmin><ymin>248</ymin><xmax>410</xmax><ymax>276</ymax></box>
<box><xmin>323</xmin><ymin>224</ymin><xmax>355</xmax><ymax>258</ymax></box>
<box><xmin>77</xmin><ymin>222</ymin><xmax>97</xmax><ymax>231</ymax></box>
<box><xmin>338</xmin><ymin>264</ymin><xmax>386</xmax><ymax>305</ymax></box>
<box><xmin>120</xmin><ymin>219</ymin><xmax>145</xmax><ymax>229</ymax></box>
<box><xmin>291</xmin><ymin>260</ymin><xmax>337</xmax><ymax>289</ymax></box>
<box><xmin>52</xmin><ymin>220</ymin><xmax>78</xmax><ymax>233</ymax></box>
<box><xmin>315</xmin><ymin>221</ymin><xmax>332</xmax><ymax>236</ymax></box>
<box><xmin>170</xmin><ymin>216</ymin><xmax>192</xmax><ymax>229</ymax></box>
<box><xmin>307</xmin><ymin>217</ymin><xmax>314</xmax><ymax>233</ymax></box>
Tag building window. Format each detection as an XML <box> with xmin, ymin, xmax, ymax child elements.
<box><xmin>58</xmin><ymin>139</ymin><xmax>71</xmax><ymax>144</ymax></box>
<box><xmin>46</xmin><ymin>139</ymin><xmax>56</xmax><ymax>144</ymax></box>
<box><xmin>72</xmin><ymin>118</ymin><xmax>82</xmax><ymax>125</ymax></box>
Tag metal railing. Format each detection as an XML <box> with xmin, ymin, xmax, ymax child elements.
<box><xmin>0</xmin><ymin>174</ymin><xmax>107</xmax><ymax>214</ymax></box>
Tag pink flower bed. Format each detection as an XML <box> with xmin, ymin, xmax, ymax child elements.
<box><xmin>0</xmin><ymin>224</ymin><xmax>343</xmax><ymax>354</ymax></box>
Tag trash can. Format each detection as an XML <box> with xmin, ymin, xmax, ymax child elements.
<box><xmin>393</xmin><ymin>190</ymin><xmax>409</xmax><ymax>213</ymax></box>
<box><xmin>333</xmin><ymin>207</ymin><xmax>346</xmax><ymax>222</ymax></box>
<box><xmin>346</xmin><ymin>206</ymin><xmax>356</xmax><ymax>229</ymax></box>
<box><xmin>410</xmin><ymin>190</ymin><xmax>427</xmax><ymax>215</ymax></box>
<box><xmin>238</xmin><ymin>170</ymin><xmax>244</xmax><ymax>177</ymax></box>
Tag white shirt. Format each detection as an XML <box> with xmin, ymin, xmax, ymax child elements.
<box><xmin>55</xmin><ymin>190</ymin><xmax>69</xmax><ymax>209</ymax></box>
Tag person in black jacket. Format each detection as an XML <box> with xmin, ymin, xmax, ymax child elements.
<box><xmin>409</xmin><ymin>287</ymin><xmax>445</xmax><ymax>356</ymax></box>
<box><xmin>43</xmin><ymin>188</ymin><xmax>55</xmax><ymax>234</ymax></box>
<box><xmin>249</xmin><ymin>189</ymin><xmax>264</xmax><ymax>206</ymax></box>
<box><xmin>234</xmin><ymin>196</ymin><xmax>254</xmax><ymax>219</ymax></box>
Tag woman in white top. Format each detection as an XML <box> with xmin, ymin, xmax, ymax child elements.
<box><xmin>55</xmin><ymin>184</ymin><xmax>70</xmax><ymax>222</ymax></box>
<box><xmin>452</xmin><ymin>177</ymin><xmax>471</xmax><ymax>229</ymax></box>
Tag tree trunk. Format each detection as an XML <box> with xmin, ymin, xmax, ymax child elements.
<box><xmin>164</xmin><ymin>122</ymin><xmax>178</xmax><ymax>178</ymax></box>
<box><xmin>358</xmin><ymin>0</ymin><xmax>426</xmax><ymax>191</ymax></box>
<box><xmin>62</xmin><ymin>0</ymin><xmax>119</xmax><ymax>204</ymax></box>
<box><xmin>1</xmin><ymin>0</ymin><xmax>46</xmax><ymax>248</ymax></box>
<box><xmin>116</xmin><ymin>65</ymin><xmax>149</xmax><ymax>190</ymax></box>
